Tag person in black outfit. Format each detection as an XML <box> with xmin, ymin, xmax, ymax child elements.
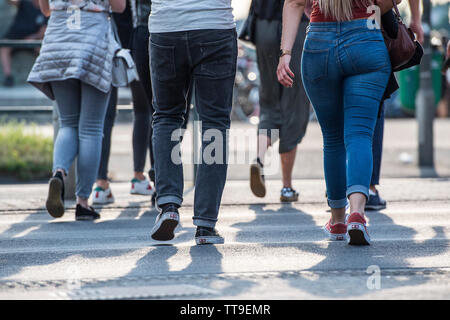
<box><xmin>249</xmin><ymin>0</ymin><xmax>311</xmax><ymax>203</ymax></box>
<box><xmin>93</xmin><ymin>0</ymin><xmax>191</xmax><ymax>206</ymax></box>
<box><xmin>366</xmin><ymin>1</ymin><xmax>423</xmax><ymax>211</ymax></box>
<box><xmin>93</xmin><ymin>2</ymin><xmax>157</xmax><ymax>204</ymax></box>
<box><xmin>1</xmin><ymin>0</ymin><xmax>47</xmax><ymax>87</ymax></box>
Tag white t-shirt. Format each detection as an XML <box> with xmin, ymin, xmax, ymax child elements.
<box><xmin>149</xmin><ymin>0</ymin><xmax>235</xmax><ymax>33</ymax></box>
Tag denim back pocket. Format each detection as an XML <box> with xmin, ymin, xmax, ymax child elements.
<box><xmin>343</xmin><ymin>39</ymin><xmax>390</xmax><ymax>74</ymax></box>
<box><xmin>150</xmin><ymin>41</ymin><xmax>176</xmax><ymax>82</ymax></box>
<box><xmin>198</xmin><ymin>36</ymin><xmax>237</xmax><ymax>79</ymax></box>
<box><xmin>301</xmin><ymin>48</ymin><xmax>329</xmax><ymax>84</ymax></box>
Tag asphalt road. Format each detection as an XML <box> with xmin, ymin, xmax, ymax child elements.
<box><xmin>0</xmin><ymin>179</ymin><xmax>449</xmax><ymax>300</ymax></box>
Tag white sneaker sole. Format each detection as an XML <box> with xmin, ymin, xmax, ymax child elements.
<box><xmin>130</xmin><ymin>189</ymin><xmax>155</xmax><ymax>196</ymax></box>
<box><xmin>151</xmin><ymin>212</ymin><xmax>179</xmax><ymax>241</ymax></box>
<box><xmin>347</xmin><ymin>223</ymin><xmax>371</xmax><ymax>245</ymax></box>
<box><xmin>322</xmin><ymin>226</ymin><xmax>347</xmax><ymax>241</ymax></box>
<box><xmin>195</xmin><ymin>236</ymin><xmax>225</xmax><ymax>245</ymax></box>
<box><xmin>365</xmin><ymin>204</ymin><xmax>386</xmax><ymax>211</ymax></box>
<box><xmin>92</xmin><ymin>197</ymin><xmax>115</xmax><ymax>205</ymax></box>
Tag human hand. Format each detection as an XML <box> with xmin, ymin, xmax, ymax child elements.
<box><xmin>277</xmin><ymin>55</ymin><xmax>294</xmax><ymax>88</ymax></box>
<box><xmin>446</xmin><ymin>40</ymin><xmax>450</xmax><ymax>59</ymax></box>
<box><xmin>410</xmin><ymin>19</ymin><xmax>424</xmax><ymax>44</ymax></box>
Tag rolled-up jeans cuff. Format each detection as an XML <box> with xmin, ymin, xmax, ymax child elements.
<box><xmin>327</xmin><ymin>197</ymin><xmax>348</xmax><ymax>209</ymax></box>
<box><xmin>193</xmin><ymin>217</ymin><xmax>217</xmax><ymax>228</ymax></box>
<box><xmin>157</xmin><ymin>195</ymin><xmax>183</xmax><ymax>207</ymax></box>
<box><xmin>346</xmin><ymin>185</ymin><xmax>369</xmax><ymax>200</ymax></box>
<box><xmin>52</xmin><ymin>166</ymin><xmax>69</xmax><ymax>176</ymax></box>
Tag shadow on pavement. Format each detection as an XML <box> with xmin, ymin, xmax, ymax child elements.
<box><xmin>231</xmin><ymin>202</ymin><xmax>449</xmax><ymax>299</ymax></box>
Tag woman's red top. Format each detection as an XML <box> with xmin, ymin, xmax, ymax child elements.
<box><xmin>310</xmin><ymin>0</ymin><xmax>373</xmax><ymax>22</ymax></box>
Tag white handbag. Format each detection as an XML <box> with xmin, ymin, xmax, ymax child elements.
<box><xmin>110</xmin><ymin>19</ymin><xmax>139</xmax><ymax>87</ymax></box>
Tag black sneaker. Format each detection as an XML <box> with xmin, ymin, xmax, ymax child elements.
<box><xmin>195</xmin><ymin>227</ymin><xmax>224</xmax><ymax>245</ymax></box>
<box><xmin>3</xmin><ymin>75</ymin><xmax>14</xmax><ymax>87</ymax></box>
<box><xmin>365</xmin><ymin>190</ymin><xmax>387</xmax><ymax>211</ymax></box>
<box><xmin>46</xmin><ymin>171</ymin><xmax>65</xmax><ymax>218</ymax></box>
<box><xmin>150</xmin><ymin>204</ymin><xmax>179</xmax><ymax>241</ymax></box>
<box><xmin>250</xmin><ymin>158</ymin><xmax>266</xmax><ymax>198</ymax></box>
<box><xmin>75</xmin><ymin>204</ymin><xmax>100</xmax><ymax>221</ymax></box>
<box><xmin>280</xmin><ymin>187</ymin><xmax>299</xmax><ymax>202</ymax></box>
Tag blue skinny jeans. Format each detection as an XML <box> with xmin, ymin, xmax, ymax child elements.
<box><xmin>301</xmin><ymin>20</ymin><xmax>391</xmax><ymax>208</ymax></box>
<box><xmin>51</xmin><ymin>79</ymin><xmax>110</xmax><ymax>199</ymax></box>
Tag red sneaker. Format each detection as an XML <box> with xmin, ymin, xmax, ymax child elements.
<box><xmin>323</xmin><ymin>218</ymin><xmax>348</xmax><ymax>241</ymax></box>
<box><xmin>347</xmin><ymin>212</ymin><xmax>371</xmax><ymax>245</ymax></box>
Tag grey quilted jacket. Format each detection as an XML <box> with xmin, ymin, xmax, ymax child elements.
<box><xmin>28</xmin><ymin>10</ymin><xmax>117</xmax><ymax>100</ymax></box>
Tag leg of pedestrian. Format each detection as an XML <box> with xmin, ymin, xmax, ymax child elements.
<box><xmin>74</xmin><ymin>81</ymin><xmax>110</xmax><ymax>220</ymax></box>
<box><xmin>148</xmin><ymin>32</ymin><xmax>191</xmax><ymax>241</ymax></box>
<box><xmin>46</xmin><ymin>79</ymin><xmax>82</xmax><ymax>218</ymax></box>
<box><xmin>251</xmin><ymin>17</ymin><xmax>309</xmax><ymax>201</ymax></box>
<box><xmin>130</xmin><ymin>25</ymin><xmax>155</xmax><ymax>198</ymax></box>
<box><xmin>93</xmin><ymin>87</ymin><xmax>117</xmax><ymax>205</ymax></box>
<box><xmin>366</xmin><ymin>103</ymin><xmax>387</xmax><ymax>211</ymax></box>
<box><xmin>190</xmin><ymin>29</ymin><xmax>237</xmax><ymax>245</ymax></box>
<box><xmin>280</xmin><ymin>146</ymin><xmax>299</xmax><ymax>202</ymax></box>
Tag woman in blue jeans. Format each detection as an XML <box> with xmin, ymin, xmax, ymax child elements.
<box><xmin>278</xmin><ymin>0</ymin><xmax>399</xmax><ymax>245</ymax></box>
<box><xmin>28</xmin><ymin>0</ymin><xmax>125</xmax><ymax>220</ymax></box>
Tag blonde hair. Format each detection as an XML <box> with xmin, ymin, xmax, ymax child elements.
<box><xmin>317</xmin><ymin>0</ymin><xmax>373</xmax><ymax>21</ymax></box>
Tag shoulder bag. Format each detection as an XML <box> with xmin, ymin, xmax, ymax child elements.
<box><xmin>110</xmin><ymin>18</ymin><xmax>139</xmax><ymax>87</ymax></box>
<box><xmin>382</xmin><ymin>0</ymin><xmax>419</xmax><ymax>72</ymax></box>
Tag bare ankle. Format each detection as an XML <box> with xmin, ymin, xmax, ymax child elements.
<box><xmin>96</xmin><ymin>179</ymin><xmax>109</xmax><ymax>189</ymax></box>
<box><xmin>134</xmin><ymin>172</ymin><xmax>146</xmax><ymax>181</ymax></box>
<box><xmin>330</xmin><ymin>208</ymin><xmax>346</xmax><ymax>224</ymax></box>
<box><xmin>77</xmin><ymin>198</ymin><xmax>89</xmax><ymax>208</ymax></box>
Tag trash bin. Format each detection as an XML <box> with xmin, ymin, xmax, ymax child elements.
<box><xmin>398</xmin><ymin>50</ymin><xmax>443</xmax><ymax>113</ymax></box>
<box><xmin>398</xmin><ymin>65</ymin><xmax>420</xmax><ymax>114</ymax></box>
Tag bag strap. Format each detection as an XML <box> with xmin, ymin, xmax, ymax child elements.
<box><xmin>391</xmin><ymin>0</ymin><xmax>402</xmax><ymax>18</ymax></box>
<box><xmin>110</xmin><ymin>17</ymin><xmax>123</xmax><ymax>48</ymax></box>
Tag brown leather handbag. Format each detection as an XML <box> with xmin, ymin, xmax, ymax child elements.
<box><xmin>382</xmin><ymin>0</ymin><xmax>417</xmax><ymax>71</ymax></box>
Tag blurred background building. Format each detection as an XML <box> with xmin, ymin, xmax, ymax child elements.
<box><xmin>0</xmin><ymin>0</ymin><xmax>448</xmax><ymax>186</ymax></box>
<box><xmin>1</xmin><ymin>0</ymin><xmax>448</xmax><ymax>119</ymax></box>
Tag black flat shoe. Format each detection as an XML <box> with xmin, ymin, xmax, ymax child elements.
<box><xmin>75</xmin><ymin>204</ymin><xmax>100</xmax><ymax>221</ymax></box>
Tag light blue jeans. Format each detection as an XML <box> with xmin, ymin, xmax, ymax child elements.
<box><xmin>301</xmin><ymin>20</ymin><xmax>391</xmax><ymax>208</ymax></box>
<box><xmin>51</xmin><ymin>79</ymin><xmax>110</xmax><ymax>199</ymax></box>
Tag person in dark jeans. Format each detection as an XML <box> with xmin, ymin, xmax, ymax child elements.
<box><xmin>149</xmin><ymin>0</ymin><xmax>237</xmax><ymax>245</ymax></box>
<box><xmin>366</xmin><ymin>0</ymin><xmax>424</xmax><ymax>211</ymax></box>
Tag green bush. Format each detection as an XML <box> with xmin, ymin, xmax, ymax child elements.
<box><xmin>0</xmin><ymin>121</ymin><xmax>53</xmax><ymax>181</ymax></box>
